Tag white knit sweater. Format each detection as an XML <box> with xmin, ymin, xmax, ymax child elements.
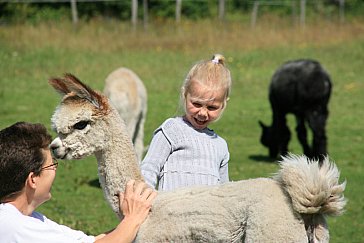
<box><xmin>141</xmin><ymin>117</ymin><xmax>229</xmax><ymax>191</ymax></box>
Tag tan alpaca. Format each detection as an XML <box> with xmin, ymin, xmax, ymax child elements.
<box><xmin>49</xmin><ymin>74</ymin><xmax>346</xmax><ymax>243</ymax></box>
<box><xmin>103</xmin><ymin>67</ymin><xmax>147</xmax><ymax>161</ymax></box>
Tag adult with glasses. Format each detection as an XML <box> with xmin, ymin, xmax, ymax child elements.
<box><xmin>0</xmin><ymin>122</ymin><xmax>157</xmax><ymax>243</ymax></box>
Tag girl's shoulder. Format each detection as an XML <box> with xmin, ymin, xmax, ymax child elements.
<box><xmin>160</xmin><ymin>117</ymin><xmax>186</xmax><ymax>129</ymax></box>
<box><xmin>156</xmin><ymin>117</ymin><xmax>194</xmax><ymax>139</ymax></box>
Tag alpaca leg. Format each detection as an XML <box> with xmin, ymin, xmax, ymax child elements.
<box><xmin>307</xmin><ymin>108</ymin><xmax>328</xmax><ymax>162</ymax></box>
<box><xmin>133</xmin><ymin>114</ymin><xmax>145</xmax><ymax>162</ymax></box>
<box><xmin>295</xmin><ymin>115</ymin><xmax>312</xmax><ymax>157</ymax></box>
<box><xmin>302</xmin><ymin>214</ymin><xmax>329</xmax><ymax>243</ymax></box>
<box><xmin>272</xmin><ymin>112</ymin><xmax>291</xmax><ymax>156</ymax></box>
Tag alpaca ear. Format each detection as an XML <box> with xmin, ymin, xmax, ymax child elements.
<box><xmin>259</xmin><ymin>120</ymin><xmax>267</xmax><ymax>128</ymax></box>
<box><xmin>49</xmin><ymin>74</ymin><xmax>105</xmax><ymax>110</ymax></box>
<box><xmin>49</xmin><ymin>77</ymin><xmax>71</xmax><ymax>96</ymax></box>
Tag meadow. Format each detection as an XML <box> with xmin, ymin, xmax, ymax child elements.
<box><xmin>0</xmin><ymin>16</ymin><xmax>363</xmax><ymax>242</ymax></box>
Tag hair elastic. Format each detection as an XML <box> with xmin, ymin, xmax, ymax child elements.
<box><xmin>211</xmin><ymin>58</ymin><xmax>219</xmax><ymax>64</ymax></box>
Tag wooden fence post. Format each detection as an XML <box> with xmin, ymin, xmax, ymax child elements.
<box><xmin>176</xmin><ymin>0</ymin><xmax>182</xmax><ymax>23</ymax></box>
<box><xmin>251</xmin><ymin>1</ymin><xmax>259</xmax><ymax>28</ymax></box>
<box><xmin>300</xmin><ymin>0</ymin><xmax>306</xmax><ymax>28</ymax></box>
<box><xmin>339</xmin><ymin>0</ymin><xmax>345</xmax><ymax>24</ymax></box>
<box><xmin>143</xmin><ymin>0</ymin><xmax>148</xmax><ymax>30</ymax></box>
<box><xmin>291</xmin><ymin>0</ymin><xmax>297</xmax><ymax>26</ymax></box>
<box><xmin>131</xmin><ymin>0</ymin><xmax>138</xmax><ymax>30</ymax></box>
<box><xmin>218</xmin><ymin>0</ymin><xmax>225</xmax><ymax>21</ymax></box>
<box><xmin>70</xmin><ymin>0</ymin><xmax>78</xmax><ymax>25</ymax></box>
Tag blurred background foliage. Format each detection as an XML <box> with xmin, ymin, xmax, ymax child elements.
<box><xmin>1</xmin><ymin>0</ymin><xmax>364</xmax><ymax>24</ymax></box>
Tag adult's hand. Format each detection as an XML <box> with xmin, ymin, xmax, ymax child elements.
<box><xmin>120</xmin><ymin>179</ymin><xmax>157</xmax><ymax>225</ymax></box>
<box><xmin>95</xmin><ymin>180</ymin><xmax>157</xmax><ymax>243</ymax></box>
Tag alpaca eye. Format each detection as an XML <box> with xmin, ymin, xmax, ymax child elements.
<box><xmin>73</xmin><ymin>121</ymin><xmax>89</xmax><ymax>130</ymax></box>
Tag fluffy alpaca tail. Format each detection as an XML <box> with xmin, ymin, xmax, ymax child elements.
<box><xmin>274</xmin><ymin>154</ymin><xmax>347</xmax><ymax>243</ymax></box>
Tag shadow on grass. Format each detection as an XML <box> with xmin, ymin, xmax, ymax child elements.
<box><xmin>88</xmin><ymin>178</ymin><xmax>101</xmax><ymax>188</ymax></box>
<box><xmin>248</xmin><ymin>154</ymin><xmax>278</xmax><ymax>163</ymax></box>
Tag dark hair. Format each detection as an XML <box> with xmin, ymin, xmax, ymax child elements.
<box><xmin>0</xmin><ymin>122</ymin><xmax>52</xmax><ymax>202</ymax></box>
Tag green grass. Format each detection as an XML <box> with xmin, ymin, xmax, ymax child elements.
<box><xmin>1</xmin><ymin>17</ymin><xmax>364</xmax><ymax>242</ymax></box>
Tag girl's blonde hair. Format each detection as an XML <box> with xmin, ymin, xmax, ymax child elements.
<box><xmin>179</xmin><ymin>54</ymin><xmax>232</xmax><ymax>115</ymax></box>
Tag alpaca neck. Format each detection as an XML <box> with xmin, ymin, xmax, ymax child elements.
<box><xmin>95</xmin><ymin>110</ymin><xmax>144</xmax><ymax>195</ymax></box>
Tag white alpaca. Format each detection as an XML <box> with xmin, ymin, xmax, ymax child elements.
<box><xmin>103</xmin><ymin>67</ymin><xmax>147</xmax><ymax>161</ymax></box>
<box><xmin>49</xmin><ymin>74</ymin><xmax>346</xmax><ymax>242</ymax></box>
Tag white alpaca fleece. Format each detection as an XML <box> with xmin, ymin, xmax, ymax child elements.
<box><xmin>103</xmin><ymin>67</ymin><xmax>147</xmax><ymax>162</ymax></box>
<box><xmin>274</xmin><ymin>154</ymin><xmax>346</xmax><ymax>216</ymax></box>
<box><xmin>137</xmin><ymin>178</ymin><xmax>307</xmax><ymax>242</ymax></box>
<box><xmin>49</xmin><ymin>74</ymin><xmax>346</xmax><ymax>242</ymax></box>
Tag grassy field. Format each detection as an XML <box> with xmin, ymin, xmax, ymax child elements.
<box><xmin>1</xmin><ymin>16</ymin><xmax>364</xmax><ymax>242</ymax></box>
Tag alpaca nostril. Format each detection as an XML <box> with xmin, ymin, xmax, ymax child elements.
<box><xmin>50</xmin><ymin>143</ymin><xmax>60</xmax><ymax>156</ymax></box>
<box><xmin>50</xmin><ymin>145</ymin><xmax>60</xmax><ymax>159</ymax></box>
<box><xmin>49</xmin><ymin>137</ymin><xmax>69</xmax><ymax>159</ymax></box>
<box><xmin>50</xmin><ymin>143</ymin><xmax>58</xmax><ymax>150</ymax></box>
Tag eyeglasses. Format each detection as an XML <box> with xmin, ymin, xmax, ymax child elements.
<box><xmin>41</xmin><ymin>158</ymin><xmax>59</xmax><ymax>171</ymax></box>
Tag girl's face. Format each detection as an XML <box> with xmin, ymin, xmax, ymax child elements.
<box><xmin>184</xmin><ymin>82</ymin><xmax>226</xmax><ymax>130</ymax></box>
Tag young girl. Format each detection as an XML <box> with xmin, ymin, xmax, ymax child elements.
<box><xmin>141</xmin><ymin>54</ymin><xmax>232</xmax><ymax>191</ymax></box>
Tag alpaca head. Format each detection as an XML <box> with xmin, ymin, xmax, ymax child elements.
<box><xmin>258</xmin><ymin>120</ymin><xmax>278</xmax><ymax>158</ymax></box>
<box><xmin>49</xmin><ymin>73</ymin><xmax>143</xmax><ymax>218</ymax></box>
<box><xmin>259</xmin><ymin>120</ymin><xmax>291</xmax><ymax>159</ymax></box>
<box><xmin>49</xmin><ymin>74</ymin><xmax>116</xmax><ymax>160</ymax></box>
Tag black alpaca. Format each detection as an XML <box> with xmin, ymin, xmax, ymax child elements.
<box><xmin>259</xmin><ymin>59</ymin><xmax>332</xmax><ymax>162</ymax></box>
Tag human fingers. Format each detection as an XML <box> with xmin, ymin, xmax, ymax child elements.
<box><xmin>118</xmin><ymin>191</ymin><xmax>124</xmax><ymax>209</ymax></box>
<box><xmin>146</xmin><ymin>190</ymin><xmax>157</xmax><ymax>203</ymax></box>
<box><xmin>140</xmin><ymin>187</ymin><xmax>157</xmax><ymax>202</ymax></box>
<box><xmin>124</xmin><ymin>179</ymin><xmax>136</xmax><ymax>197</ymax></box>
<box><xmin>133</xmin><ymin>180</ymin><xmax>147</xmax><ymax>196</ymax></box>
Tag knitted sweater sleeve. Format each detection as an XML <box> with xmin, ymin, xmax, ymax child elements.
<box><xmin>140</xmin><ymin>129</ymin><xmax>172</xmax><ymax>189</ymax></box>
<box><xmin>219</xmin><ymin>149</ymin><xmax>230</xmax><ymax>183</ymax></box>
